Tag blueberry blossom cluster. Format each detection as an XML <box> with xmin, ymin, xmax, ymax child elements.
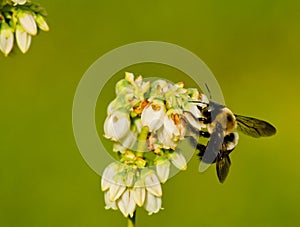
<box><xmin>0</xmin><ymin>0</ymin><xmax>49</xmax><ymax>56</ymax></box>
<box><xmin>102</xmin><ymin>73</ymin><xmax>205</xmax><ymax>217</ymax></box>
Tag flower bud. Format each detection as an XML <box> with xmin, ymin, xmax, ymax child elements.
<box><xmin>125</xmin><ymin>72</ymin><xmax>135</xmax><ymax>83</ymax></box>
<box><xmin>18</xmin><ymin>11</ymin><xmax>37</xmax><ymax>36</ymax></box>
<box><xmin>101</xmin><ymin>162</ymin><xmax>119</xmax><ymax>191</ymax></box>
<box><xmin>156</xmin><ymin>159</ymin><xmax>170</xmax><ymax>183</ymax></box>
<box><xmin>0</xmin><ymin>23</ymin><xmax>14</xmax><ymax>56</ymax></box>
<box><xmin>12</xmin><ymin>0</ymin><xmax>27</xmax><ymax>5</ymax></box>
<box><xmin>15</xmin><ymin>25</ymin><xmax>31</xmax><ymax>53</ymax></box>
<box><xmin>104</xmin><ymin>190</ymin><xmax>118</xmax><ymax>210</ymax></box>
<box><xmin>109</xmin><ymin>177</ymin><xmax>126</xmax><ymax>202</ymax></box>
<box><xmin>125</xmin><ymin>170</ymin><xmax>135</xmax><ymax>187</ymax></box>
<box><xmin>149</xmin><ymin>79</ymin><xmax>173</xmax><ymax>98</ymax></box>
<box><xmin>115</xmin><ymin>79</ymin><xmax>132</xmax><ymax>96</ymax></box>
<box><xmin>117</xmin><ymin>189</ymin><xmax>136</xmax><ymax>218</ymax></box>
<box><xmin>132</xmin><ymin>180</ymin><xmax>146</xmax><ymax>207</ymax></box>
<box><xmin>35</xmin><ymin>14</ymin><xmax>49</xmax><ymax>32</ymax></box>
<box><xmin>144</xmin><ymin>191</ymin><xmax>162</xmax><ymax>215</ymax></box>
<box><xmin>144</xmin><ymin>170</ymin><xmax>162</xmax><ymax>197</ymax></box>
<box><xmin>169</xmin><ymin>151</ymin><xmax>187</xmax><ymax>170</ymax></box>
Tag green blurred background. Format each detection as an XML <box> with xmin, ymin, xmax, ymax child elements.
<box><xmin>1</xmin><ymin>0</ymin><xmax>299</xmax><ymax>226</ymax></box>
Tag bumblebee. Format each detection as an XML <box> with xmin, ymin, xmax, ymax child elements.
<box><xmin>185</xmin><ymin>98</ymin><xmax>276</xmax><ymax>183</ymax></box>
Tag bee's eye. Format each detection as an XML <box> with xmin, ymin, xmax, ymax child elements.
<box><xmin>227</xmin><ymin>115</ymin><xmax>233</xmax><ymax>122</ymax></box>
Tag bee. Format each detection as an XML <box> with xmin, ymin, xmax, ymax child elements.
<box><xmin>184</xmin><ymin>97</ymin><xmax>276</xmax><ymax>183</ymax></box>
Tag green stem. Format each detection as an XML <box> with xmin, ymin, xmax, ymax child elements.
<box><xmin>136</xmin><ymin>126</ymin><xmax>149</xmax><ymax>157</ymax></box>
<box><xmin>127</xmin><ymin>211</ymin><xmax>136</xmax><ymax>227</ymax></box>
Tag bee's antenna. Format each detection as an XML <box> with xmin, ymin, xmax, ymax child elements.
<box><xmin>188</xmin><ymin>100</ymin><xmax>207</xmax><ymax>105</ymax></box>
<box><xmin>205</xmin><ymin>83</ymin><xmax>212</xmax><ymax>100</ymax></box>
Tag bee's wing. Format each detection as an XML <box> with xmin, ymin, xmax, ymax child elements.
<box><xmin>216</xmin><ymin>154</ymin><xmax>231</xmax><ymax>183</ymax></box>
<box><xmin>235</xmin><ymin>115</ymin><xmax>276</xmax><ymax>138</ymax></box>
<box><xmin>199</xmin><ymin>122</ymin><xmax>224</xmax><ymax>172</ymax></box>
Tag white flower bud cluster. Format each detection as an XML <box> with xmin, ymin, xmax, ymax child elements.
<box><xmin>101</xmin><ymin>161</ymin><xmax>163</xmax><ymax>217</ymax></box>
<box><xmin>0</xmin><ymin>0</ymin><xmax>49</xmax><ymax>56</ymax></box>
<box><xmin>102</xmin><ymin>73</ymin><xmax>204</xmax><ymax>217</ymax></box>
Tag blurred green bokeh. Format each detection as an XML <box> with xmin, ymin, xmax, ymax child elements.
<box><xmin>1</xmin><ymin>0</ymin><xmax>299</xmax><ymax>226</ymax></box>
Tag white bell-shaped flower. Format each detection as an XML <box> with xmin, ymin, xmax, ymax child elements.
<box><xmin>12</xmin><ymin>0</ymin><xmax>27</xmax><ymax>5</ymax></box>
<box><xmin>18</xmin><ymin>11</ymin><xmax>37</xmax><ymax>36</ymax></box>
<box><xmin>104</xmin><ymin>190</ymin><xmax>118</xmax><ymax>210</ymax></box>
<box><xmin>101</xmin><ymin>162</ymin><xmax>120</xmax><ymax>191</ymax></box>
<box><xmin>169</xmin><ymin>151</ymin><xmax>187</xmax><ymax>170</ymax></box>
<box><xmin>0</xmin><ymin>23</ymin><xmax>14</xmax><ymax>56</ymax></box>
<box><xmin>15</xmin><ymin>25</ymin><xmax>31</xmax><ymax>53</ymax></box>
<box><xmin>104</xmin><ymin>111</ymin><xmax>130</xmax><ymax>141</ymax></box>
<box><xmin>144</xmin><ymin>191</ymin><xmax>162</xmax><ymax>215</ymax></box>
<box><xmin>163</xmin><ymin>114</ymin><xmax>180</xmax><ymax>138</ymax></box>
<box><xmin>117</xmin><ymin>189</ymin><xmax>136</xmax><ymax>218</ymax></box>
<box><xmin>156</xmin><ymin>159</ymin><xmax>170</xmax><ymax>183</ymax></box>
<box><xmin>141</xmin><ymin>102</ymin><xmax>165</xmax><ymax>132</ymax></box>
<box><xmin>118</xmin><ymin>130</ymin><xmax>137</xmax><ymax>150</ymax></box>
<box><xmin>132</xmin><ymin>179</ymin><xmax>146</xmax><ymax>207</ymax></box>
<box><xmin>144</xmin><ymin>170</ymin><xmax>162</xmax><ymax>197</ymax></box>
<box><xmin>183</xmin><ymin>111</ymin><xmax>202</xmax><ymax>131</ymax></box>
<box><xmin>109</xmin><ymin>177</ymin><xmax>126</xmax><ymax>202</ymax></box>
<box><xmin>157</xmin><ymin>127</ymin><xmax>177</xmax><ymax>150</ymax></box>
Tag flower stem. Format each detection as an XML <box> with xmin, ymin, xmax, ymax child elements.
<box><xmin>136</xmin><ymin>126</ymin><xmax>149</xmax><ymax>157</ymax></box>
<box><xmin>127</xmin><ymin>211</ymin><xmax>136</xmax><ymax>227</ymax></box>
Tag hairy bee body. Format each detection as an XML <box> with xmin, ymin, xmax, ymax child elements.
<box><xmin>186</xmin><ymin>97</ymin><xmax>276</xmax><ymax>183</ymax></box>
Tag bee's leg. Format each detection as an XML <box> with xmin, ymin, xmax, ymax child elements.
<box><xmin>196</xmin><ymin>144</ymin><xmax>207</xmax><ymax>159</ymax></box>
<box><xmin>198</xmin><ymin>117</ymin><xmax>211</xmax><ymax>124</ymax></box>
<box><xmin>185</xmin><ymin>136</ymin><xmax>209</xmax><ymax>160</ymax></box>
<box><xmin>199</xmin><ymin>131</ymin><xmax>210</xmax><ymax>138</ymax></box>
